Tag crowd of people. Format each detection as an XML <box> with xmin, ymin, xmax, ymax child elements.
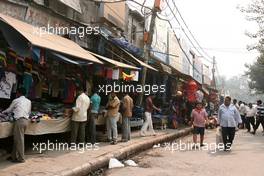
<box><xmin>5</xmin><ymin>83</ymin><xmax>264</xmax><ymax>163</ymax></box>
<box><xmin>189</xmin><ymin>96</ymin><xmax>264</xmax><ymax>151</ymax></box>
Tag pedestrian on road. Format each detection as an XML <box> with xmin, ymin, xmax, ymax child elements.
<box><xmin>4</xmin><ymin>87</ymin><xmax>31</xmax><ymax>163</ymax></box>
<box><xmin>233</xmin><ymin>99</ymin><xmax>239</xmax><ymax>110</ymax></box>
<box><xmin>71</xmin><ymin>87</ymin><xmax>90</xmax><ymax>144</ymax></box>
<box><xmin>88</xmin><ymin>89</ymin><xmax>101</xmax><ymax>144</ymax></box>
<box><xmin>238</xmin><ymin>101</ymin><xmax>247</xmax><ymax>129</ymax></box>
<box><xmin>190</xmin><ymin>102</ymin><xmax>208</xmax><ymax>147</ymax></box>
<box><xmin>106</xmin><ymin>91</ymin><xmax>120</xmax><ymax>145</ymax></box>
<box><xmin>140</xmin><ymin>94</ymin><xmax>161</xmax><ymax>136</ymax></box>
<box><xmin>245</xmin><ymin>103</ymin><xmax>257</xmax><ymax>133</ymax></box>
<box><xmin>218</xmin><ymin>96</ymin><xmax>242</xmax><ymax>151</ymax></box>
<box><xmin>253</xmin><ymin>100</ymin><xmax>264</xmax><ymax>135</ymax></box>
<box><xmin>121</xmin><ymin>92</ymin><xmax>134</xmax><ymax>142</ymax></box>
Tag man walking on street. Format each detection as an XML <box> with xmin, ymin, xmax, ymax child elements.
<box><xmin>88</xmin><ymin>89</ymin><xmax>101</xmax><ymax>144</ymax></box>
<box><xmin>121</xmin><ymin>92</ymin><xmax>134</xmax><ymax>142</ymax></box>
<box><xmin>253</xmin><ymin>100</ymin><xmax>264</xmax><ymax>135</ymax></box>
<box><xmin>4</xmin><ymin>88</ymin><xmax>31</xmax><ymax>163</ymax></box>
<box><xmin>245</xmin><ymin>103</ymin><xmax>257</xmax><ymax>133</ymax></box>
<box><xmin>218</xmin><ymin>96</ymin><xmax>242</xmax><ymax>151</ymax></box>
<box><xmin>71</xmin><ymin>88</ymin><xmax>90</xmax><ymax>144</ymax></box>
<box><xmin>106</xmin><ymin>91</ymin><xmax>120</xmax><ymax>145</ymax></box>
<box><xmin>140</xmin><ymin>94</ymin><xmax>161</xmax><ymax>136</ymax></box>
<box><xmin>238</xmin><ymin>101</ymin><xmax>247</xmax><ymax>129</ymax></box>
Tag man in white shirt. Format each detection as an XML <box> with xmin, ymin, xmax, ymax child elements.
<box><xmin>71</xmin><ymin>88</ymin><xmax>90</xmax><ymax>144</ymax></box>
<box><xmin>245</xmin><ymin>103</ymin><xmax>257</xmax><ymax>133</ymax></box>
<box><xmin>3</xmin><ymin>87</ymin><xmax>31</xmax><ymax>163</ymax></box>
<box><xmin>238</xmin><ymin>101</ymin><xmax>247</xmax><ymax>129</ymax></box>
<box><xmin>218</xmin><ymin>96</ymin><xmax>242</xmax><ymax>151</ymax></box>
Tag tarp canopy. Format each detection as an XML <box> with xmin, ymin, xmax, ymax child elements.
<box><xmin>117</xmin><ymin>46</ymin><xmax>158</xmax><ymax>72</ymax></box>
<box><xmin>0</xmin><ymin>13</ymin><xmax>103</xmax><ymax>64</ymax></box>
<box><xmin>88</xmin><ymin>51</ymin><xmax>140</xmax><ymax>70</ymax></box>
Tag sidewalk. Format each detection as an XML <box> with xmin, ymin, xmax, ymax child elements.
<box><xmin>0</xmin><ymin>128</ymin><xmax>192</xmax><ymax>176</ymax></box>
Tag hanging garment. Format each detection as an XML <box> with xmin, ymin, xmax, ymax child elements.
<box><xmin>23</xmin><ymin>72</ymin><xmax>33</xmax><ymax>97</ymax></box>
<box><xmin>0</xmin><ymin>72</ymin><xmax>17</xmax><ymax>99</ymax></box>
<box><xmin>112</xmin><ymin>69</ymin><xmax>120</xmax><ymax>80</ymax></box>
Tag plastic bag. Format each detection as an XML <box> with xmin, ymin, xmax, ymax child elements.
<box><xmin>124</xmin><ymin>160</ymin><xmax>138</xmax><ymax>167</ymax></box>
<box><xmin>109</xmin><ymin>158</ymin><xmax>125</xmax><ymax>169</ymax></box>
<box><xmin>216</xmin><ymin>127</ymin><xmax>223</xmax><ymax>145</ymax></box>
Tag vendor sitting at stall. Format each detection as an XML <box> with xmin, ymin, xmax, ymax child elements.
<box><xmin>4</xmin><ymin>87</ymin><xmax>31</xmax><ymax>163</ymax></box>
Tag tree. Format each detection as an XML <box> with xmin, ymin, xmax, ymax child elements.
<box><xmin>240</xmin><ymin>0</ymin><xmax>264</xmax><ymax>51</ymax></box>
<box><xmin>241</xmin><ymin>0</ymin><xmax>264</xmax><ymax>92</ymax></box>
<box><xmin>245</xmin><ymin>53</ymin><xmax>264</xmax><ymax>93</ymax></box>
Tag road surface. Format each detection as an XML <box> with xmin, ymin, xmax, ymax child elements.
<box><xmin>106</xmin><ymin>128</ymin><xmax>264</xmax><ymax>176</ymax></box>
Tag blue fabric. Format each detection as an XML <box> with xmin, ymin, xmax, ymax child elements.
<box><xmin>23</xmin><ymin>72</ymin><xmax>33</xmax><ymax>97</ymax></box>
<box><xmin>90</xmin><ymin>93</ymin><xmax>101</xmax><ymax>113</ymax></box>
<box><xmin>110</xmin><ymin>37</ymin><xmax>143</xmax><ymax>57</ymax></box>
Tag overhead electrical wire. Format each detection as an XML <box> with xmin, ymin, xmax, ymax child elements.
<box><xmin>170</xmin><ymin>0</ymin><xmax>214</xmax><ymax>63</ymax></box>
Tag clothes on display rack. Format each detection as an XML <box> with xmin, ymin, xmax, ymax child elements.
<box><xmin>0</xmin><ymin>71</ymin><xmax>17</xmax><ymax>99</ymax></box>
<box><xmin>0</xmin><ymin>112</ymin><xmax>15</xmax><ymax>122</ymax></box>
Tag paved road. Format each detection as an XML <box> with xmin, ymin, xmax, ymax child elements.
<box><xmin>106</xmin><ymin>128</ymin><xmax>264</xmax><ymax>176</ymax></box>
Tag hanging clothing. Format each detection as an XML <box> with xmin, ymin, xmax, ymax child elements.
<box><xmin>23</xmin><ymin>72</ymin><xmax>33</xmax><ymax>97</ymax></box>
<box><xmin>112</xmin><ymin>69</ymin><xmax>119</xmax><ymax>80</ymax></box>
<box><xmin>106</xmin><ymin>68</ymin><xmax>113</xmax><ymax>79</ymax></box>
<box><xmin>0</xmin><ymin>72</ymin><xmax>17</xmax><ymax>99</ymax></box>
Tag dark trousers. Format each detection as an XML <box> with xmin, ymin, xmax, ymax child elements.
<box><xmin>87</xmin><ymin>113</ymin><xmax>97</xmax><ymax>144</ymax></box>
<box><xmin>245</xmin><ymin>117</ymin><xmax>255</xmax><ymax>132</ymax></box>
<box><xmin>221</xmin><ymin>127</ymin><xmax>236</xmax><ymax>150</ymax></box>
<box><xmin>254</xmin><ymin>116</ymin><xmax>264</xmax><ymax>132</ymax></box>
<box><xmin>12</xmin><ymin>118</ymin><xmax>29</xmax><ymax>161</ymax></box>
<box><xmin>71</xmin><ymin>121</ymin><xmax>86</xmax><ymax>144</ymax></box>
<box><xmin>241</xmin><ymin>115</ymin><xmax>246</xmax><ymax>128</ymax></box>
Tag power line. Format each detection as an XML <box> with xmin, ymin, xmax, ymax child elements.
<box><xmin>166</xmin><ymin>0</ymin><xmax>213</xmax><ymax>64</ymax></box>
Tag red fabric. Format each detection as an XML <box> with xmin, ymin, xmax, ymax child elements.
<box><xmin>106</xmin><ymin>68</ymin><xmax>113</xmax><ymax>79</ymax></box>
<box><xmin>63</xmin><ymin>81</ymin><xmax>76</xmax><ymax>104</ymax></box>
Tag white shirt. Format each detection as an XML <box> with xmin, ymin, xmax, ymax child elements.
<box><xmin>246</xmin><ymin>106</ymin><xmax>257</xmax><ymax>117</ymax></box>
<box><xmin>218</xmin><ymin>104</ymin><xmax>242</xmax><ymax>127</ymax></box>
<box><xmin>72</xmin><ymin>93</ymin><xmax>90</xmax><ymax>122</ymax></box>
<box><xmin>239</xmin><ymin>103</ymin><xmax>247</xmax><ymax>116</ymax></box>
<box><xmin>3</xmin><ymin>96</ymin><xmax>31</xmax><ymax>119</ymax></box>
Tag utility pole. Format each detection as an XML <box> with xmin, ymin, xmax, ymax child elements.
<box><xmin>212</xmin><ymin>56</ymin><xmax>216</xmax><ymax>90</ymax></box>
<box><xmin>137</xmin><ymin>3</ymin><xmax>158</xmax><ymax>106</ymax></box>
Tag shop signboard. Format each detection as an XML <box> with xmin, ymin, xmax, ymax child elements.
<box><xmin>193</xmin><ymin>56</ymin><xmax>203</xmax><ymax>84</ymax></box>
<box><xmin>168</xmin><ymin>30</ymin><xmax>182</xmax><ymax>72</ymax></box>
<box><xmin>180</xmin><ymin>38</ymin><xmax>191</xmax><ymax>76</ymax></box>
<box><xmin>151</xmin><ymin>18</ymin><xmax>168</xmax><ymax>64</ymax></box>
<box><xmin>202</xmin><ymin>64</ymin><xmax>211</xmax><ymax>85</ymax></box>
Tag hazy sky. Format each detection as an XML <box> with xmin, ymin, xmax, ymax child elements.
<box><xmin>173</xmin><ymin>0</ymin><xmax>259</xmax><ymax>78</ymax></box>
<box><xmin>129</xmin><ymin>0</ymin><xmax>259</xmax><ymax>78</ymax></box>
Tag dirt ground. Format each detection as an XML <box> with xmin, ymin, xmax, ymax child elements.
<box><xmin>106</xmin><ymin>128</ymin><xmax>264</xmax><ymax>176</ymax></box>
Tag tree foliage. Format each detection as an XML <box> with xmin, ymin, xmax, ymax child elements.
<box><xmin>241</xmin><ymin>0</ymin><xmax>264</xmax><ymax>92</ymax></box>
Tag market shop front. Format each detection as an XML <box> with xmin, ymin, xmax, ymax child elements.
<box><xmin>0</xmin><ymin>13</ymin><xmax>141</xmax><ymax>139</ymax></box>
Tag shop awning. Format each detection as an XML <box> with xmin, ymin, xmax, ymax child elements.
<box><xmin>88</xmin><ymin>51</ymin><xmax>140</xmax><ymax>70</ymax></box>
<box><xmin>0</xmin><ymin>13</ymin><xmax>103</xmax><ymax>64</ymax></box>
<box><xmin>48</xmin><ymin>51</ymin><xmax>93</xmax><ymax>65</ymax></box>
<box><xmin>117</xmin><ymin>47</ymin><xmax>158</xmax><ymax>72</ymax></box>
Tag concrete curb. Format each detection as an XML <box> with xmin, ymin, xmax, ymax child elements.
<box><xmin>60</xmin><ymin>128</ymin><xmax>192</xmax><ymax>176</ymax></box>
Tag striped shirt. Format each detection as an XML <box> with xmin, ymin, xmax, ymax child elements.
<box><xmin>256</xmin><ymin>105</ymin><xmax>264</xmax><ymax>117</ymax></box>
